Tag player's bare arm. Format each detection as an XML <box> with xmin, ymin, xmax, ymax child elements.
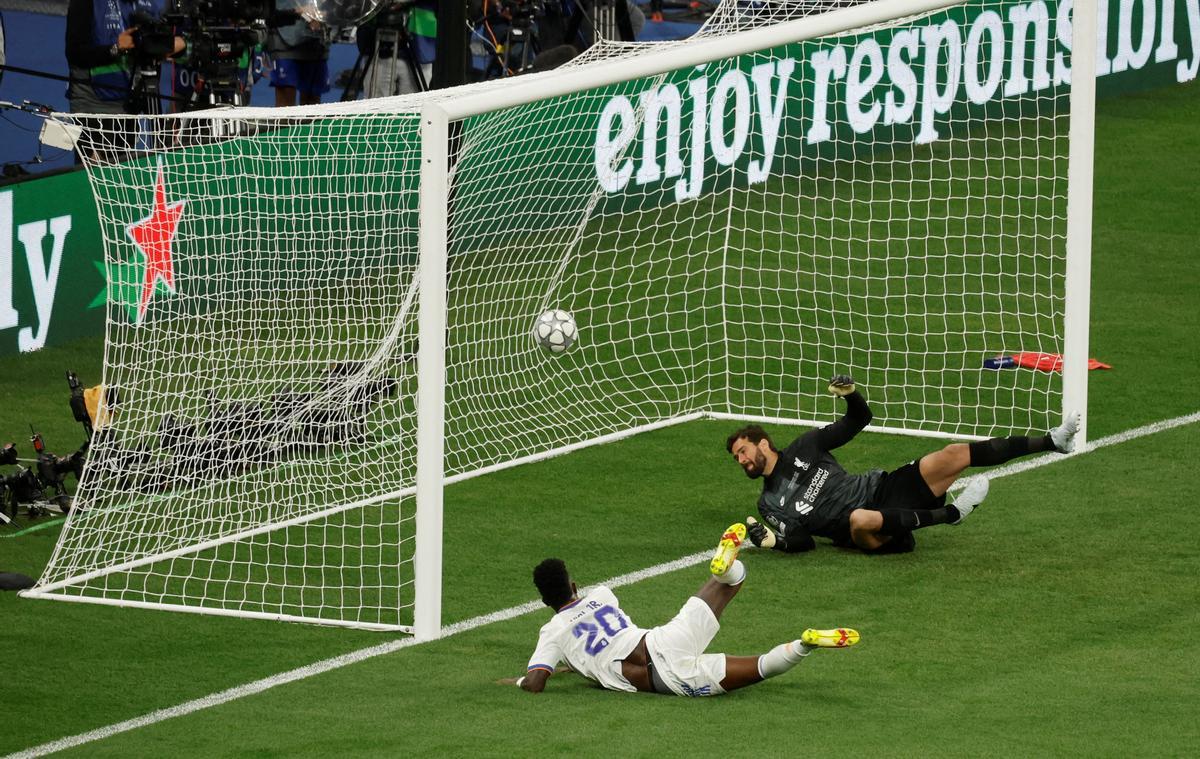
<box><xmin>497</xmin><ymin>667</ymin><xmax>552</xmax><ymax>693</ymax></box>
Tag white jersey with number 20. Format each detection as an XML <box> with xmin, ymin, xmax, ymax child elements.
<box><xmin>526</xmin><ymin>585</ymin><xmax>647</xmax><ymax>692</ymax></box>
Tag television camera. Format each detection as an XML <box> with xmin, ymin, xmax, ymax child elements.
<box><xmin>475</xmin><ymin>0</ymin><xmax>549</xmax><ymax>77</ymax></box>
<box><xmin>0</xmin><ymin>372</ymin><xmax>108</xmax><ymax>527</ymax></box>
<box><xmin>0</xmin><ymin>434</ymin><xmax>81</xmax><ymax>525</ymax></box>
<box><xmin>343</xmin><ymin>0</ymin><xmax>431</xmax><ymax>99</ymax></box>
<box><xmin>0</xmin><ymin>442</ymin><xmax>44</xmax><ymax>525</ymax></box>
<box><xmin>130</xmin><ymin>0</ymin><xmax>269</xmax><ymax>111</ymax></box>
<box><xmin>471</xmin><ymin>1</ymin><xmax>640</xmax><ymax>80</ymax></box>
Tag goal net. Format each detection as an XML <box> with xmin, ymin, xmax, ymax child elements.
<box><xmin>26</xmin><ymin>0</ymin><xmax>1094</xmax><ymax>632</ymax></box>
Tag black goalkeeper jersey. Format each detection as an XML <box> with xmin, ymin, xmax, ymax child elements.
<box><xmin>757</xmin><ymin>392</ymin><xmax>885</xmax><ymax>544</ymax></box>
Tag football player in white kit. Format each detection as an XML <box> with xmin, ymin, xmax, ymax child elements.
<box><xmin>502</xmin><ymin>523</ymin><xmax>859</xmax><ymax>696</ymax></box>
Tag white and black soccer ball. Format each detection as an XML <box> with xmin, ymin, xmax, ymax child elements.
<box><xmin>532</xmin><ymin>309</ymin><xmax>578</xmax><ymax>354</ymax></box>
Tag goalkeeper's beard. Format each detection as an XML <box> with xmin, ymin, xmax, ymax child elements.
<box><xmin>743</xmin><ymin>451</ymin><xmax>767</xmax><ymax>479</ymax></box>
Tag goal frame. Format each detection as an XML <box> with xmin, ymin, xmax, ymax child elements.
<box><xmin>22</xmin><ymin>0</ymin><xmax>1097</xmax><ymax>638</ymax></box>
<box><xmin>411</xmin><ymin>0</ymin><xmax>1098</xmax><ymax>638</ymax></box>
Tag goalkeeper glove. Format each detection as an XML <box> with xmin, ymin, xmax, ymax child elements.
<box><xmin>828</xmin><ymin>374</ymin><xmax>857</xmax><ymax>397</ymax></box>
<box><xmin>746</xmin><ymin>517</ymin><xmax>777</xmax><ymax>549</ymax></box>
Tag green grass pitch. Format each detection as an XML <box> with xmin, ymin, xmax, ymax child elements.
<box><xmin>1</xmin><ymin>83</ymin><xmax>1198</xmax><ymax>756</ymax></box>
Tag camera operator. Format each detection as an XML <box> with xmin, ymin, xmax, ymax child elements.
<box><xmin>65</xmin><ymin>0</ymin><xmax>186</xmax><ymax>161</ymax></box>
<box><xmin>267</xmin><ymin>0</ymin><xmax>331</xmax><ymax>106</ymax></box>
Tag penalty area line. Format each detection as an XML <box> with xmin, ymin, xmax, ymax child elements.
<box><xmin>7</xmin><ymin>411</ymin><xmax>1198</xmax><ymax>758</ymax></box>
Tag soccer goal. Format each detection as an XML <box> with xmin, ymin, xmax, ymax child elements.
<box><xmin>25</xmin><ymin>0</ymin><xmax>1096</xmax><ymax>635</ymax></box>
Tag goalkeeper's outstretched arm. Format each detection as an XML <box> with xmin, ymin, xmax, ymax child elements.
<box><xmin>813</xmin><ymin>374</ymin><xmax>873</xmax><ymax>451</ymax></box>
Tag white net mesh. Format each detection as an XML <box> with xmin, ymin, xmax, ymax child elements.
<box><xmin>37</xmin><ymin>113</ymin><xmax>424</xmax><ymax>629</ymax></box>
<box><xmin>32</xmin><ymin>0</ymin><xmax>1073</xmax><ymax>628</ymax></box>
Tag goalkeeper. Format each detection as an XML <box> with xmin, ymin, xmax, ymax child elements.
<box><xmin>726</xmin><ymin>375</ymin><xmax>1080</xmax><ymax>554</ymax></box>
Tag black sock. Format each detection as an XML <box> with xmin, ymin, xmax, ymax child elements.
<box><xmin>968</xmin><ymin>435</ymin><xmax>1053</xmax><ymax>467</ymax></box>
<box><xmin>878</xmin><ymin>507</ymin><xmax>958</xmax><ymax>535</ymax></box>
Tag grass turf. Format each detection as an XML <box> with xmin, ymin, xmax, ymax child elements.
<box><xmin>0</xmin><ymin>82</ymin><xmax>1197</xmax><ymax>756</ymax></box>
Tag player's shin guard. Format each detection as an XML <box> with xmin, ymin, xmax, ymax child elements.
<box><xmin>757</xmin><ymin>641</ymin><xmax>806</xmax><ymax>679</ymax></box>
<box><xmin>969</xmin><ymin>435</ymin><xmax>1053</xmax><ymax>466</ymax></box>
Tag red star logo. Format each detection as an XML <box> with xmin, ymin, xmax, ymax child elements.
<box><xmin>127</xmin><ymin>164</ymin><xmax>185</xmax><ymax>323</ymax></box>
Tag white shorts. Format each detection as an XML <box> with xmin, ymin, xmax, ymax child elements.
<box><xmin>645</xmin><ymin>596</ymin><xmax>727</xmax><ymax>697</ymax></box>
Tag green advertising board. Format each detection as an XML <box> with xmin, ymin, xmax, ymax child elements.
<box><xmin>1</xmin><ymin>0</ymin><xmax>1195</xmax><ymax>357</ymax></box>
<box><xmin>0</xmin><ymin>169</ymin><xmax>106</xmax><ymax>355</ymax></box>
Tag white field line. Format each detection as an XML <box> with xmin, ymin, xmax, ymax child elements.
<box><xmin>3</xmin><ymin>552</ymin><xmax>709</xmax><ymax>759</ymax></box>
<box><xmin>947</xmin><ymin>410</ymin><xmax>1200</xmax><ymax>493</ymax></box>
<box><xmin>7</xmin><ymin>411</ymin><xmax>1198</xmax><ymax>759</ymax></box>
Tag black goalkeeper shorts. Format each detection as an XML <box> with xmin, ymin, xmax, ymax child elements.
<box><xmin>826</xmin><ymin>462</ymin><xmax>941</xmax><ymax>550</ymax></box>
<box><xmin>874</xmin><ymin>460</ymin><xmax>947</xmax><ymax>511</ymax></box>
<box><xmin>826</xmin><ymin>461</ymin><xmax>945</xmax><ymax>547</ymax></box>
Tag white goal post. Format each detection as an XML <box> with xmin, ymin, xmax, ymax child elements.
<box><xmin>25</xmin><ymin>0</ymin><xmax>1096</xmax><ymax>637</ymax></box>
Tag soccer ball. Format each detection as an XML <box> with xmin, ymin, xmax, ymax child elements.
<box><xmin>532</xmin><ymin>309</ymin><xmax>578</xmax><ymax>354</ymax></box>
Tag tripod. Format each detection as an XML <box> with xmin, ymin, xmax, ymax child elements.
<box><xmin>127</xmin><ymin>59</ymin><xmax>166</xmax><ymax>152</ymax></box>
<box><xmin>499</xmin><ymin>9</ymin><xmax>541</xmax><ymax>75</ymax></box>
<box><xmin>69</xmin><ymin>58</ymin><xmax>163</xmax><ymax>164</ymax></box>
<box><xmin>129</xmin><ymin>60</ymin><xmax>164</xmax><ymax>116</ymax></box>
<box><xmin>475</xmin><ymin>1</ymin><xmax>546</xmax><ymax>80</ymax></box>
<box><xmin>342</xmin><ymin>14</ymin><xmax>429</xmax><ymax>100</ymax></box>
<box><xmin>565</xmin><ymin>0</ymin><xmax>637</xmax><ymax>47</ymax></box>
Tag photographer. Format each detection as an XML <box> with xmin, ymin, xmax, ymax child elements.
<box><xmin>267</xmin><ymin>0</ymin><xmax>330</xmax><ymax>106</ymax></box>
<box><xmin>65</xmin><ymin>0</ymin><xmax>186</xmax><ymax>161</ymax></box>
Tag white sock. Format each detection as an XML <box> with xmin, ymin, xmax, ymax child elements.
<box><xmin>756</xmin><ymin>640</ymin><xmax>807</xmax><ymax>679</ymax></box>
<box><xmin>714</xmin><ymin>559</ymin><xmax>745</xmax><ymax>586</ymax></box>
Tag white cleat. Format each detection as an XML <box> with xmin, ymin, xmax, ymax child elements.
<box><xmin>1051</xmin><ymin>412</ymin><xmax>1081</xmax><ymax>454</ymax></box>
<box><xmin>951</xmin><ymin>477</ymin><xmax>990</xmax><ymax>524</ymax></box>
